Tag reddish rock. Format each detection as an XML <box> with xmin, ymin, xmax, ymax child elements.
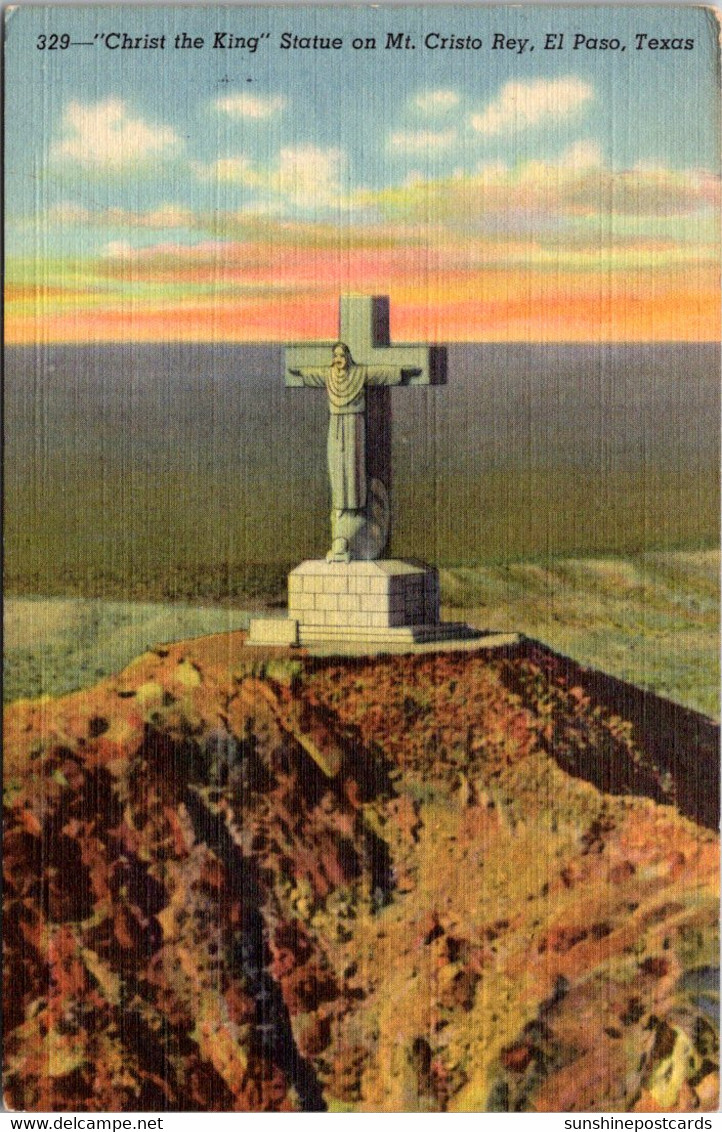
<box><xmin>639</xmin><ymin>956</ymin><xmax>669</xmax><ymax>978</ymax></box>
<box><xmin>501</xmin><ymin>1044</ymin><xmax>534</xmax><ymax>1073</ymax></box>
<box><xmin>3</xmin><ymin>635</ymin><xmax>718</xmax><ymax>1112</ymax></box>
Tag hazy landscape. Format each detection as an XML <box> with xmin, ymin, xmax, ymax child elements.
<box><xmin>6</xmin><ymin>341</ymin><xmax>718</xmax><ymax>716</ymax></box>
<box><xmin>5</xmin><ymin>342</ymin><xmax>719</xmax><ymax>1112</ymax></box>
<box><xmin>5</xmin><ymin>342</ymin><xmax>719</xmax><ymax>585</ymax></box>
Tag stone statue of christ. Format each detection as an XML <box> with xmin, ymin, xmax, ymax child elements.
<box><xmin>289</xmin><ymin>342</ymin><xmax>421</xmax><ymax>562</ymax></box>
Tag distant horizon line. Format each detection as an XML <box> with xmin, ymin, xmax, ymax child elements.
<box><xmin>6</xmin><ymin>338</ymin><xmax>721</xmax><ymax>349</ymax></box>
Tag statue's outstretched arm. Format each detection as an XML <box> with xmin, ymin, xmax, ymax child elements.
<box><xmin>287</xmin><ymin>367</ymin><xmax>328</xmax><ymax>387</ymax></box>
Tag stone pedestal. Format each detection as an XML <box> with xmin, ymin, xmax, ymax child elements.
<box><xmin>291</xmin><ymin>559</ymin><xmax>439</xmax><ymax>629</ymax></box>
<box><xmin>247</xmin><ymin>560</ymin><xmax>479</xmax><ymax>648</ymax></box>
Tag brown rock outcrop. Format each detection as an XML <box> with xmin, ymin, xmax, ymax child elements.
<box><xmin>4</xmin><ymin>634</ymin><xmax>718</xmax><ymax>1111</ymax></box>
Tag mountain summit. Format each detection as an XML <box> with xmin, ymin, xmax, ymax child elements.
<box><xmin>4</xmin><ymin>633</ymin><xmax>718</xmax><ymax>1111</ymax></box>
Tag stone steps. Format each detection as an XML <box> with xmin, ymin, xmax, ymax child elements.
<box><xmin>247</xmin><ymin>558</ymin><xmax>507</xmax><ymax>652</ymax></box>
<box><xmin>297</xmin><ymin>621</ymin><xmax>476</xmax><ymax>644</ymax></box>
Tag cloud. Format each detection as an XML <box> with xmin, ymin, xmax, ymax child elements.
<box><xmin>40</xmin><ymin>154</ymin><xmax>720</xmax><ymax>266</ymax></box>
<box><xmin>470</xmin><ymin>77</ymin><xmax>593</xmax><ymax>136</ymax></box>
<box><xmin>47</xmin><ymin>202</ymin><xmax>196</xmax><ymax>230</ymax></box>
<box><xmin>273</xmin><ymin>145</ymin><xmax>348</xmax><ymax>209</ymax></box>
<box><xmin>102</xmin><ymin>240</ymin><xmax>136</xmax><ymax>259</ymax></box>
<box><xmin>140</xmin><ymin>204</ymin><xmax>196</xmax><ymax>227</ymax></box>
<box><xmin>387</xmin><ymin>129</ymin><xmax>457</xmax><ymax>154</ymax></box>
<box><xmin>414</xmin><ymin>89</ymin><xmax>460</xmax><ymax>113</ymax></box>
<box><xmin>192</xmin><ymin>156</ymin><xmax>263</xmax><ymax>187</ymax></box>
<box><xmin>366</xmin><ymin>156</ymin><xmax>720</xmax><ymax>230</ymax></box>
<box><xmin>46</xmin><ymin>202</ymin><xmax>93</xmax><ymax>226</ymax></box>
<box><xmin>52</xmin><ymin>99</ymin><xmax>180</xmax><ymax>169</ymax></box>
<box><xmin>193</xmin><ymin>145</ymin><xmax>353</xmax><ymax>212</ymax></box>
<box><xmin>214</xmin><ymin>92</ymin><xmax>287</xmax><ymax>119</ymax></box>
<box><xmin>558</xmin><ymin>141</ymin><xmax>604</xmax><ymax>169</ymax></box>
<box><xmin>81</xmin><ymin>214</ymin><xmax>720</xmax><ymax>287</ymax></box>
<box><xmin>101</xmin><ymin>239</ymin><xmax>233</xmax><ymax>263</ymax></box>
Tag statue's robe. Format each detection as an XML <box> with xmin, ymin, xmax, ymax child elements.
<box><xmin>296</xmin><ymin>364</ymin><xmax>405</xmax><ymax>513</ymax></box>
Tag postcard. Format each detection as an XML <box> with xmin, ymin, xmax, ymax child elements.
<box><xmin>4</xmin><ymin>4</ymin><xmax>720</xmax><ymax>1114</ymax></box>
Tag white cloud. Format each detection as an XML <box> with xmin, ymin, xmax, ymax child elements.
<box><xmin>470</xmin><ymin>78</ymin><xmax>593</xmax><ymax>136</ymax></box>
<box><xmin>387</xmin><ymin>128</ymin><xmax>457</xmax><ymax>154</ymax></box>
<box><xmin>102</xmin><ymin>240</ymin><xmax>136</xmax><ymax>259</ymax></box>
<box><xmin>559</xmin><ymin>141</ymin><xmax>603</xmax><ymax>169</ymax></box>
<box><xmin>140</xmin><ymin>204</ymin><xmax>195</xmax><ymax>227</ymax></box>
<box><xmin>403</xmin><ymin>170</ymin><xmax>425</xmax><ymax>187</ymax></box>
<box><xmin>273</xmin><ymin>145</ymin><xmax>347</xmax><ymax>209</ymax></box>
<box><xmin>214</xmin><ymin>92</ymin><xmax>287</xmax><ymax>119</ymax></box>
<box><xmin>192</xmin><ymin>156</ymin><xmax>263</xmax><ymax>187</ymax></box>
<box><xmin>369</xmin><ymin>153</ymin><xmax>720</xmax><ymax>228</ymax></box>
<box><xmin>47</xmin><ymin>202</ymin><xmax>92</xmax><ymax>225</ymax></box>
<box><xmin>415</xmin><ymin>89</ymin><xmax>460</xmax><ymax>114</ymax></box>
<box><xmin>193</xmin><ymin>145</ymin><xmax>352</xmax><ymax>212</ymax></box>
<box><xmin>52</xmin><ymin>99</ymin><xmax>180</xmax><ymax>169</ymax></box>
<box><xmin>46</xmin><ymin>203</ymin><xmax>195</xmax><ymax>230</ymax></box>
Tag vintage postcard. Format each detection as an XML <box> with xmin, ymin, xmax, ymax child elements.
<box><xmin>4</xmin><ymin>3</ymin><xmax>720</xmax><ymax>1114</ymax></box>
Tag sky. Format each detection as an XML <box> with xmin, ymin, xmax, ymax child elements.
<box><xmin>5</xmin><ymin>4</ymin><xmax>720</xmax><ymax>343</ymax></box>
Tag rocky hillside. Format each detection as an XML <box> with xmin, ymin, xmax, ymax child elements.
<box><xmin>4</xmin><ymin>633</ymin><xmax>719</xmax><ymax>1112</ymax></box>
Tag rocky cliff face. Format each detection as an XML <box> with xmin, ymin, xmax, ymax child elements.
<box><xmin>4</xmin><ymin>634</ymin><xmax>718</xmax><ymax>1112</ymax></box>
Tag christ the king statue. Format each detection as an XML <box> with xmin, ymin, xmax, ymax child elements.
<box><xmin>288</xmin><ymin>343</ymin><xmax>421</xmax><ymax>562</ymax></box>
<box><xmin>286</xmin><ymin>296</ymin><xmax>447</xmax><ymax>563</ymax></box>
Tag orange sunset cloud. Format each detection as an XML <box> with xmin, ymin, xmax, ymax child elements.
<box><xmin>6</xmin><ymin>158</ymin><xmax>719</xmax><ymax>345</ymax></box>
<box><xmin>7</xmin><ymin>266</ymin><xmax>719</xmax><ymax>345</ymax></box>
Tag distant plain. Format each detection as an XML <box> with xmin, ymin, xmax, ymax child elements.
<box><xmin>5</xmin><ymin>342</ymin><xmax>719</xmax><ymax>716</ymax></box>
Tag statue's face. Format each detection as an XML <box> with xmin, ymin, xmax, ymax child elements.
<box><xmin>332</xmin><ymin>344</ymin><xmax>350</xmax><ymax>373</ymax></box>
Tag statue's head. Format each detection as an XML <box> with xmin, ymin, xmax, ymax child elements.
<box><xmin>332</xmin><ymin>342</ymin><xmax>353</xmax><ymax>373</ymax></box>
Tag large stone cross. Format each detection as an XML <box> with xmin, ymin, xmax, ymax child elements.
<box><xmin>285</xmin><ymin>295</ymin><xmax>446</xmax><ymax>562</ymax></box>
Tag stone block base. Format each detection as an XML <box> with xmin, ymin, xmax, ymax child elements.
<box><xmin>288</xmin><ymin>559</ymin><xmax>440</xmax><ymax>629</ymax></box>
<box><xmin>246</xmin><ymin>559</ymin><xmax>487</xmax><ymax>649</ymax></box>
